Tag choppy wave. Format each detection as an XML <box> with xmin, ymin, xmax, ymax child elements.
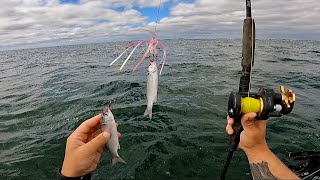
<box><xmin>0</xmin><ymin>39</ymin><xmax>319</xmax><ymax>179</ymax></box>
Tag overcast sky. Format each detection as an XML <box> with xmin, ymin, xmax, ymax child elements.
<box><xmin>0</xmin><ymin>0</ymin><xmax>319</xmax><ymax>50</ymax></box>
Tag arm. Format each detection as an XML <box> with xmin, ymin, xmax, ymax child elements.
<box><xmin>246</xmin><ymin>144</ymin><xmax>298</xmax><ymax>179</ymax></box>
<box><xmin>226</xmin><ymin>113</ymin><xmax>299</xmax><ymax>179</ymax></box>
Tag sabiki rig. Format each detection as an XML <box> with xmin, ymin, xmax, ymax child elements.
<box><xmin>109</xmin><ymin>30</ymin><xmax>167</xmax><ymax>119</ymax></box>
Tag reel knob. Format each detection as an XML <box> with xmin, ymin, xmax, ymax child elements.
<box><xmin>279</xmin><ymin>86</ymin><xmax>296</xmax><ymax>114</ymax></box>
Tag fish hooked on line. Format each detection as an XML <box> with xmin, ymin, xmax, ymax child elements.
<box><xmin>109</xmin><ymin>30</ymin><xmax>167</xmax><ymax>119</ymax></box>
<box><xmin>144</xmin><ymin>58</ymin><xmax>158</xmax><ymax>119</ymax></box>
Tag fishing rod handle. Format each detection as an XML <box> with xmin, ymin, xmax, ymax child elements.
<box><xmin>220</xmin><ymin>118</ymin><xmax>243</xmax><ymax>180</ymax></box>
<box><xmin>242</xmin><ymin>19</ymin><xmax>255</xmax><ymax>67</ymax></box>
<box><xmin>228</xmin><ymin>117</ymin><xmax>243</xmax><ymax>151</ymax></box>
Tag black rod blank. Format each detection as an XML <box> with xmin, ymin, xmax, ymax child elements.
<box><xmin>246</xmin><ymin>0</ymin><xmax>252</xmax><ymax>18</ymax></box>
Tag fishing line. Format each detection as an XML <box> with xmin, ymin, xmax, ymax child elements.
<box><xmin>154</xmin><ymin>0</ymin><xmax>162</xmax><ymax>33</ymax></box>
<box><xmin>248</xmin><ymin>1</ymin><xmax>254</xmax><ymax>97</ymax></box>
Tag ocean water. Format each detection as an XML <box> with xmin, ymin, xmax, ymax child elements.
<box><xmin>0</xmin><ymin>39</ymin><xmax>319</xmax><ymax>180</ymax></box>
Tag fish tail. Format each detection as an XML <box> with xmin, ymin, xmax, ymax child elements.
<box><xmin>144</xmin><ymin>108</ymin><xmax>152</xmax><ymax>119</ymax></box>
<box><xmin>112</xmin><ymin>156</ymin><xmax>127</xmax><ymax>166</ymax></box>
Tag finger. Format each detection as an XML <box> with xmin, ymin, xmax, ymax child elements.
<box><xmin>87</xmin><ymin>131</ymin><xmax>101</xmax><ymax>142</ymax></box>
<box><xmin>89</xmin><ymin>126</ymin><xmax>101</xmax><ymax>134</ymax></box>
<box><xmin>97</xmin><ymin>146</ymin><xmax>104</xmax><ymax>154</ymax></box>
<box><xmin>92</xmin><ymin>129</ymin><xmax>102</xmax><ymax>138</ymax></box>
<box><xmin>226</xmin><ymin>116</ymin><xmax>234</xmax><ymax>135</ymax></box>
<box><xmin>82</xmin><ymin>131</ymin><xmax>111</xmax><ymax>155</ymax></box>
<box><xmin>89</xmin><ymin>130</ymin><xmax>120</xmax><ymax>143</ymax></box>
<box><xmin>227</xmin><ymin>117</ymin><xmax>234</xmax><ymax>126</ymax></box>
<box><xmin>226</xmin><ymin>124</ymin><xmax>234</xmax><ymax>135</ymax></box>
<box><xmin>90</xmin><ymin>129</ymin><xmax>120</xmax><ymax>139</ymax></box>
<box><xmin>74</xmin><ymin>114</ymin><xmax>103</xmax><ymax>134</ymax></box>
<box><xmin>241</xmin><ymin>112</ymin><xmax>257</xmax><ymax>131</ymax></box>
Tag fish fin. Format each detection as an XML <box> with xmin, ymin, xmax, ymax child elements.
<box><xmin>118</xmin><ymin>144</ymin><xmax>120</xmax><ymax>150</ymax></box>
<box><xmin>112</xmin><ymin>156</ymin><xmax>127</xmax><ymax>166</ymax></box>
<box><xmin>144</xmin><ymin>108</ymin><xmax>152</xmax><ymax>119</ymax></box>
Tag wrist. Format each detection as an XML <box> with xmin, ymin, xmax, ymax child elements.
<box><xmin>243</xmin><ymin>143</ymin><xmax>271</xmax><ymax>162</ymax></box>
<box><xmin>61</xmin><ymin>163</ymin><xmax>79</xmax><ymax>178</ymax></box>
<box><xmin>58</xmin><ymin>168</ymin><xmax>82</xmax><ymax>180</ymax></box>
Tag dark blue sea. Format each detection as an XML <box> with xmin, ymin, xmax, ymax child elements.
<box><xmin>0</xmin><ymin>39</ymin><xmax>319</xmax><ymax>179</ymax></box>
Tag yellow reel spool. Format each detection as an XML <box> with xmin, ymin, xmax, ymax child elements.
<box><xmin>241</xmin><ymin>97</ymin><xmax>262</xmax><ymax>114</ymax></box>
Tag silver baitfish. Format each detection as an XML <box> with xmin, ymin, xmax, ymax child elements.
<box><xmin>101</xmin><ymin>105</ymin><xmax>126</xmax><ymax>166</ymax></box>
<box><xmin>144</xmin><ymin>58</ymin><xmax>158</xmax><ymax>119</ymax></box>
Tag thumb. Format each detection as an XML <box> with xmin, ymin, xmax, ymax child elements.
<box><xmin>241</xmin><ymin>112</ymin><xmax>257</xmax><ymax>131</ymax></box>
<box><xmin>82</xmin><ymin>132</ymin><xmax>111</xmax><ymax>154</ymax></box>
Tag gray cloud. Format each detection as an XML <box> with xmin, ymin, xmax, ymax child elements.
<box><xmin>0</xmin><ymin>0</ymin><xmax>150</xmax><ymax>48</ymax></box>
<box><xmin>152</xmin><ymin>0</ymin><xmax>320</xmax><ymax>40</ymax></box>
<box><xmin>0</xmin><ymin>0</ymin><xmax>319</xmax><ymax>50</ymax></box>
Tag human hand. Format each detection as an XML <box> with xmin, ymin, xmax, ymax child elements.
<box><xmin>61</xmin><ymin>114</ymin><xmax>121</xmax><ymax>177</ymax></box>
<box><xmin>226</xmin><ymin>113</ymin><xmax>269</xmax><ymax>155</ymax></box>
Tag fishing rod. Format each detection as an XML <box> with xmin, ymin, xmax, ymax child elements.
<box><xmin>219</xmin><ymin>0</ymin><xmax>296</xmax><ymax>179</ymax></box>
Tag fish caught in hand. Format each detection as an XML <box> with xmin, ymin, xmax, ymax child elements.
<box><xmin>101</xmin><ymin>104</ymin><xmax>126</xmax><ymax>166</ymax></box>
<box><xmin>144</xmin><ymin>58</ymin><xmax>158</xmax><ymax>119</ymax></box>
